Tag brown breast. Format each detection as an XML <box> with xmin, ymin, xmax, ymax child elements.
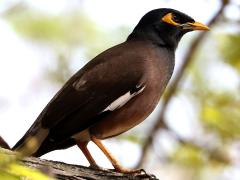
<box><xmin>89</xmin><ymin>43</ymin><xmax>175</xmax><ymax>139</ymax></box>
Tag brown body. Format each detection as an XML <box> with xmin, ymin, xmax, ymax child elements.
<box><xmin>89</xmin><ymin>41</ymin><xmax>174</xmax><ymax>139</ymax></box>
<box><xmin>13</xmin><ymin>40</ymin><xmax>174</xmax><ymax>156</ymax></box>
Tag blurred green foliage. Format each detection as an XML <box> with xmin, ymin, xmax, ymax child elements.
<box><xmin>0</xmin><ymin>148</ymin><xmax>53</xmax><ymax>180</ymax></box>
<box><xmin>201</xmin><ymin>94</ymin><xmax>240</xmax><ymax>139</ymax></box>
<box><xmin>220</xmin><ymin>34</ymin><xmax>240</xmax><ymax>70</ymax></box>
<box><xmin>173</xmin><ymin>29</ymin><xmax>240</xmax><ymax>171</ymax></box>
<box><xmin>6</xmin><ymin>10</ymin><xmax>99</xmax><ymax>46</ymax></box>
<box><xmin>5</xmin><ymin>7</ymin><xmax>130</xmax><ymax>84</ymax></box>
<box><xmin>171</xmin><ymin>144</ymin><xmax>206</xmax><ymax>168</ymax></box>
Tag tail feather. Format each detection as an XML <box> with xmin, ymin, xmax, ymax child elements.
<box><xmin>13</xmin><ymin>130</ymin><xmax>76</xmax><ymax>157</ymax></box>
<box><xmin>12</xmin><ymin>128</ymin><xmax>49</xmax><ymax>157</ymax></box>
<box><xmin>0</xmin><ymin>136</ymin><xmax>10</xmax><ymax>149</ymax></box>
<box><xmin>12</xmin><ymin>134</ymin><xmax>27</xmax><ymax>150</ymax></box>
<box><xmin>32</xmin><ymin>138</ymin><xmax>76</xmax><ymax>157</ymax></box>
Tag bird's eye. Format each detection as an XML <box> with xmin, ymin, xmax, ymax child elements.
<box><xmin>172</xmin><ymin>14</ymin><xmax>180</xmax><ymax>24</ymax></box>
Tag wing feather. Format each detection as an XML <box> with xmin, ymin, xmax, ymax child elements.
<box><xmin>13</xmin><ymin>41</ymin><xmax>148</xmax><ymax>152</ymax></box>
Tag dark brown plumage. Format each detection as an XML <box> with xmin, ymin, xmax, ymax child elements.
<box><xmin>13</xmin><ymin>8</ymin><xmax>209</xmax><ymax>172</ymax></box>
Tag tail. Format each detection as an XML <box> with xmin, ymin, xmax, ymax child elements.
<box><xmin>0</xmin><ymin>135</ymin><xmax>10</xmax><ymax>149</ymax></box>
<box><xmin>12</xmin><ymin>128</ymin><xmax>49</xmax><ymax>157</ymax></box>
<box><xmin>13</xmin><ymin>128</ymin><xmax>76</xmax><ymax>157</ymax></box>
<box><xmin>12</xmin><ymin>134</ymin><xmax>28</xmax><ymax>150</ymax></box>
<box><xmin>32</xmin><ymin>138</ymin><xmax>76</xmax><ymax>157</ymax></box>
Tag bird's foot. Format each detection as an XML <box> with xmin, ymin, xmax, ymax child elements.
<box><xmin>133</xmin><ymin>169</ymin><xmax>158</xmax><ymax>180</ymax></box>
<box><xmin>114</xmin><ymin>166</ymin><xmax>158</xmax><ymax>179</ymax></box>
<box><xmin>89</xmin><ymin>164</ymin><xmax>103</xmax><ymax>170</ymax></box>
<box><xmin>89</xmin><ymin>164</ymin><xmax>157</xmax><ymax>179</ymax></box>
<box><xmin>88</xmin><ymin>164</ymin><xmax>111</xmax><ymax>172</ymax></box>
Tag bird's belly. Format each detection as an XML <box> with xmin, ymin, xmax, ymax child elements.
<box><xmin>89</xmin><ymin>83</ymin><xmax>163</xmax><ymax>139</ymax></box>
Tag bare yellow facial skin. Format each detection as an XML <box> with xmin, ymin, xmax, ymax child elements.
<box><xmin>162</xmin><ymin>13</ymin><xmax>180</xmax><ymax>26</ymax></box>
<box><xmin>162</xmin><ymin>13</ymin><xmax>210</xmax><ymax>31</ymax></box>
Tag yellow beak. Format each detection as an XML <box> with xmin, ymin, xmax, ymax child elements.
<box><xmin>182</xmin><ymin>22</ymin><xmax>210</xmax><ymax>31</ymax></box>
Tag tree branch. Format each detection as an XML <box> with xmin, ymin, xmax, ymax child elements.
<box><xmin>136</xmin><ymin>0</ymin><xmax>230</xmax><ymax>169</ymax></box>
<box><xmin>1</xmin><ymin>148</ymin><xmax>158</xmax><ymax>180</ymax></box>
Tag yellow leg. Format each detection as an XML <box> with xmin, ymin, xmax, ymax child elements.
<box><xmin>91</xmin><ymin>136</ymin><xmax>135</xmax><ymax>173</ymax></box>
<box><xmin>76</xmin><ymin>141</ymin><xmax>99</xmax><ymax>168</ymax></box>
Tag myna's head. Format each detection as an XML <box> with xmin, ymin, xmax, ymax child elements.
<box><xmin>128</xmin><ymin>8</ymin><xmax>209</xmax><ymax>50</ymax></box>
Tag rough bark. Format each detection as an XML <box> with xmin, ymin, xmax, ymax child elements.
<box><xmin>1</xmin><ymin>148</ymin><xmax>158</xmax><ymax>180</ymax></box>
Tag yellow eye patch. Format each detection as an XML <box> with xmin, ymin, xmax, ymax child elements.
<box><xmin>162</xmin><ymin>13</ymin><xmax>180</xmax><ymax>26</ymax></box>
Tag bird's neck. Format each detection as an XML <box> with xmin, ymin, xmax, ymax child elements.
<box><xmin>127</xmin><ymin>28</ymin><xmax>182</xmax><ymax>51</ymax></box>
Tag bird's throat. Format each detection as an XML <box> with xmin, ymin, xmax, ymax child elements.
<box><xmin>127</xmin><ymin>29</ymin><xmax>181</xmax><ymax>51</ymax></box>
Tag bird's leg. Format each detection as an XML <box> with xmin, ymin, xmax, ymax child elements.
<box><xmin>91</xmin><ymin>136</ymin><xmax>139</xmax><ymax>173</ymax></box>
<box><xmin>76</xmin><ymin>141</ymin><xmax>99</xmax><ymax>169</ymax></box>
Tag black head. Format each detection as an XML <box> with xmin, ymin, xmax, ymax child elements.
<box><xmin>128</xmin><ymin>8</ymin><xmax>209</xmax><ymax>50</ymax></box>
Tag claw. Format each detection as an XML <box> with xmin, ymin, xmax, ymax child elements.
<box><xmin>132</xmin><ymin>169</ymin><xmax>158</xmax><ymax>180</ymax></box>
<box><xmin>88</xmin><ymin>164</ymin><xmax>100</xmax><ymax>169</ymax></box>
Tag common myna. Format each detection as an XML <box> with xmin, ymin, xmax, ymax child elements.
<box><xmin>13</xmin><ymin>8</ymin><xmax>209</xmax><ymax>172</ymax></box>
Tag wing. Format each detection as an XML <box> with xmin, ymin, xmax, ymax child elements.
<box><xmin>13</xmin><ymin>41</ymin><xmax>148</xmax><ymax>152</ymax></box>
